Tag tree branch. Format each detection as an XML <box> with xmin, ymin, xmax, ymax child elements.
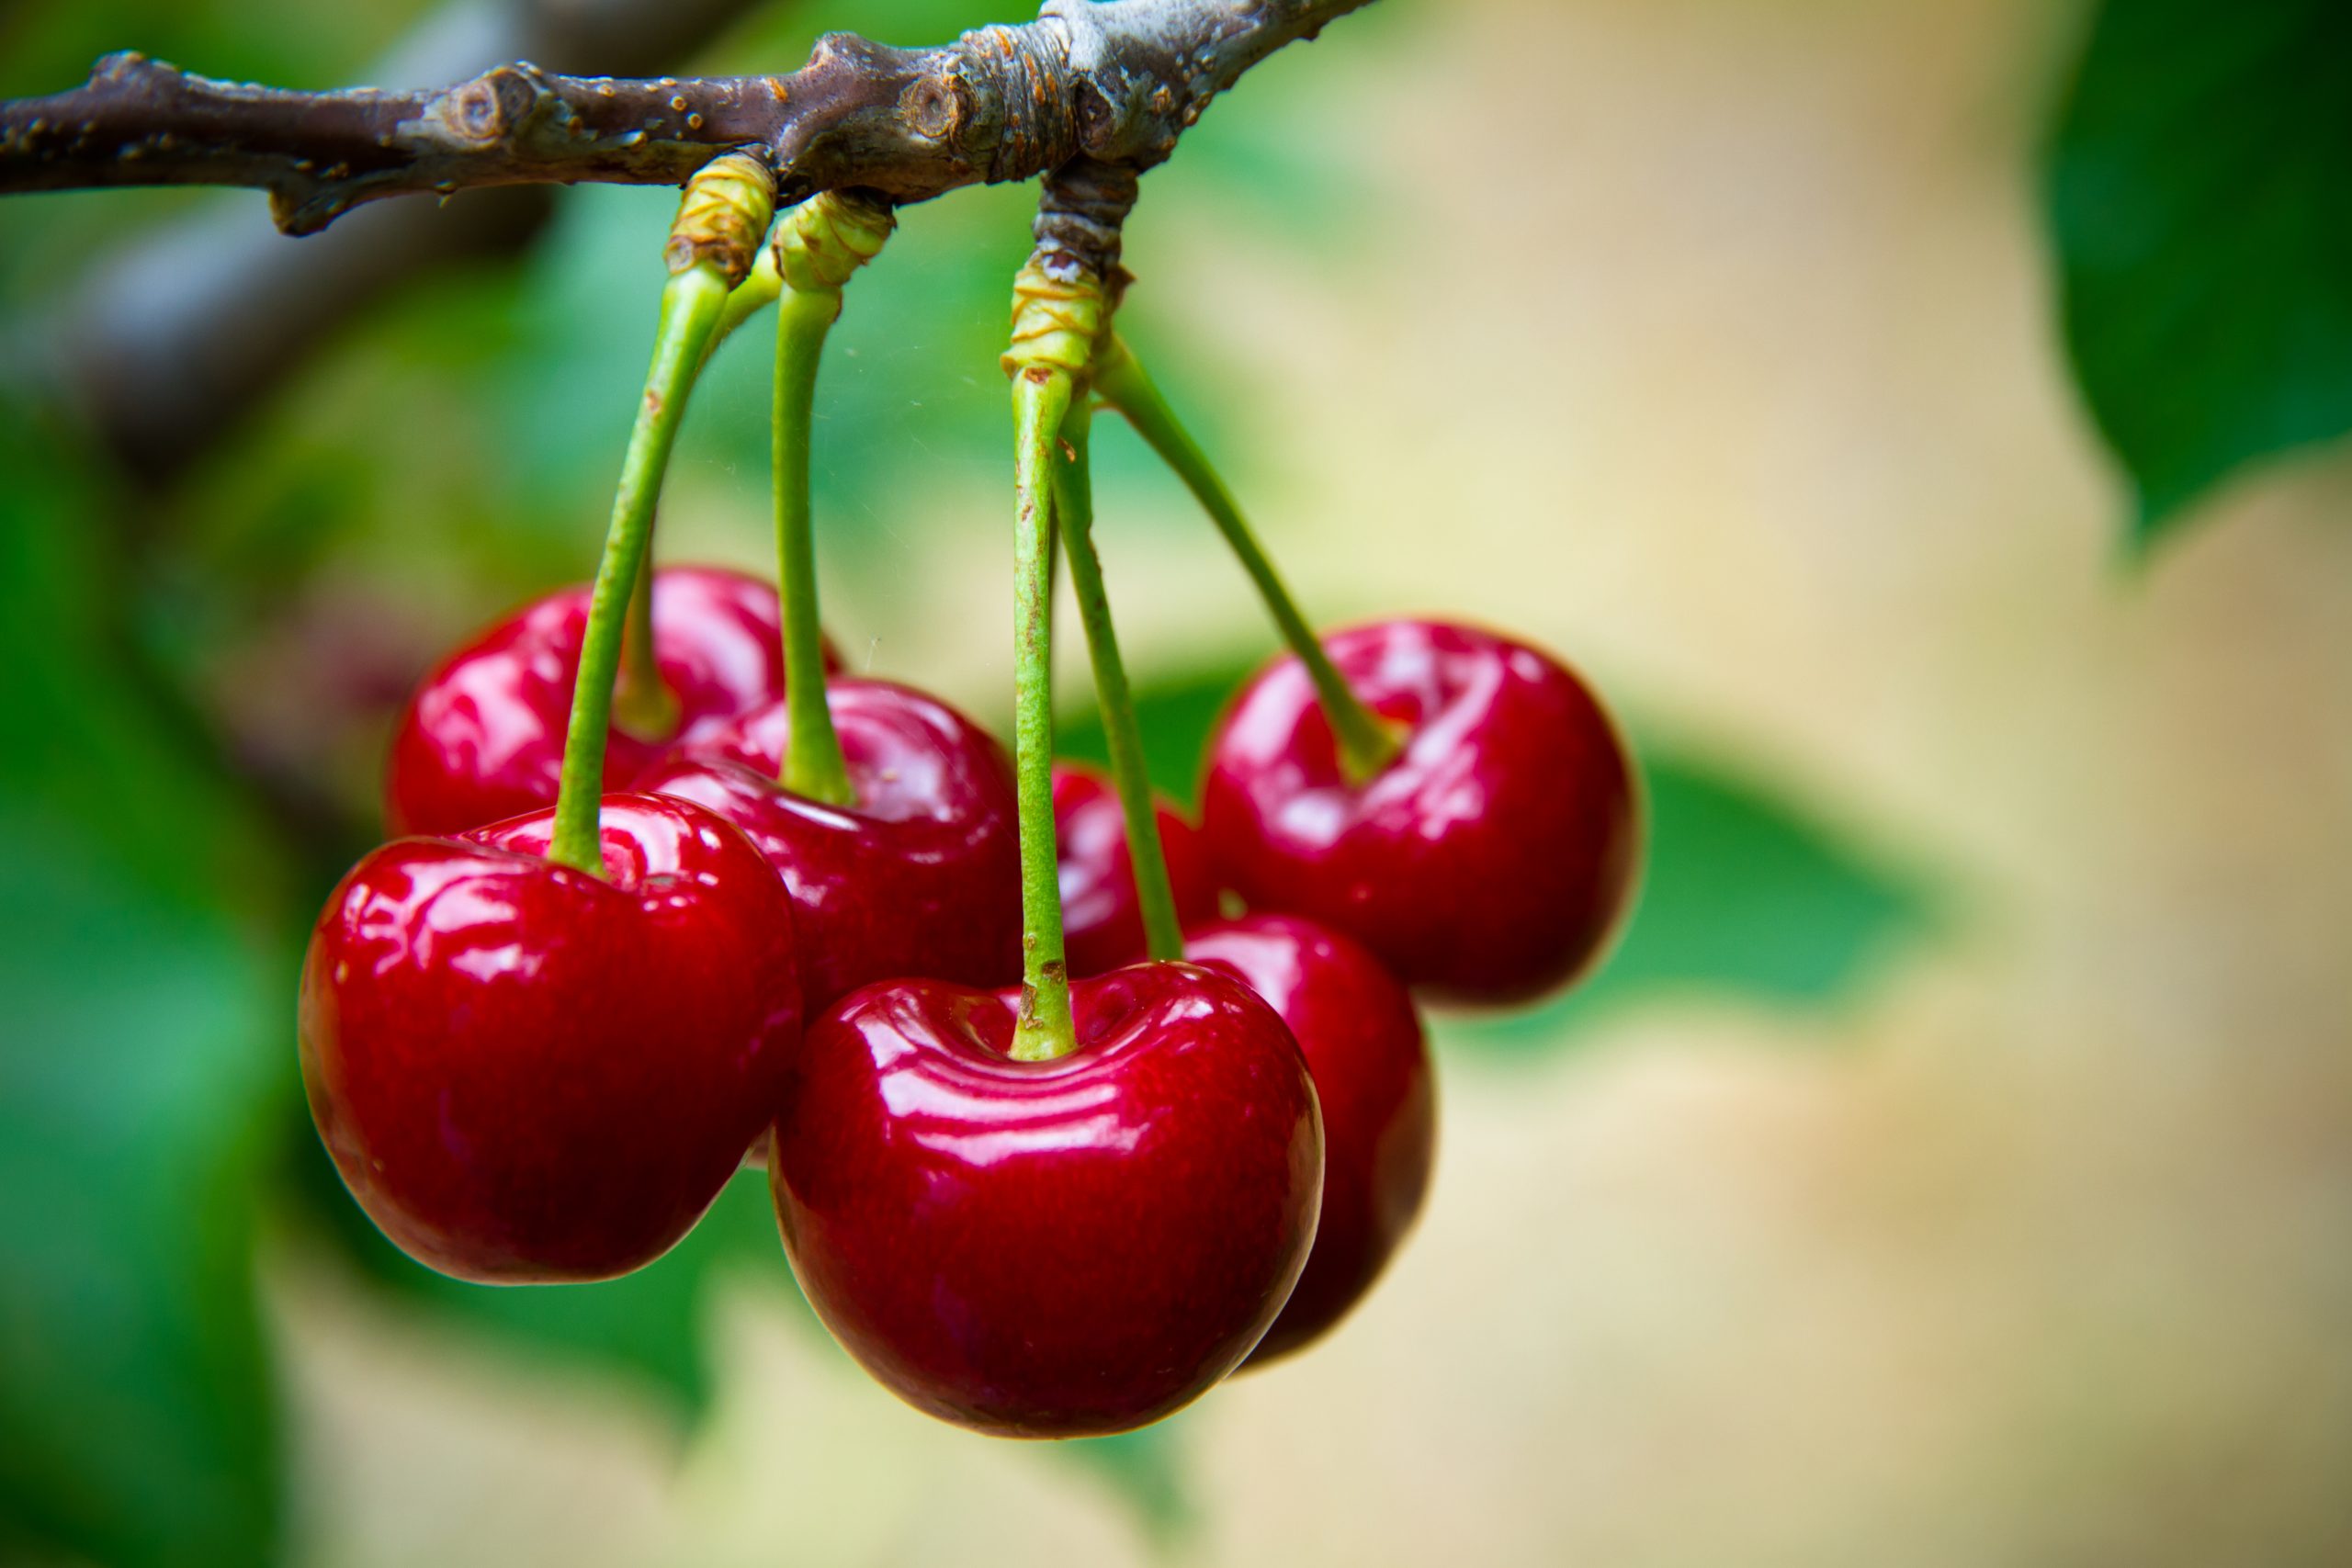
<box><xmin>0</xmin><ymin>1</ymin><xmax>1373</xmax><ymax>236</ymax></box>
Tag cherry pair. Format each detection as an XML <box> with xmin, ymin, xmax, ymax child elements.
<box><xmin>769</xmin><ymin>614</ymin><xmax>1636</xmax><ymax>1429</ymax></box>
<box><xmin>388</xmin><ymin>567</ymin><xmax>1023</xmax><ymax>1008</ymax></box>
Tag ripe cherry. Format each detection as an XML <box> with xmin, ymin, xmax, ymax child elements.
<box><xmin>1052</xmin><ymin>761</ymin><xmax>1220</xmax><ymax>977</ymax></box>
<box><xmin>635</xmin><ymin>679</ymin><xmax>1022</xmax><ymax>1011</ymax></box>
<box><xmin>1201</xmin><ymin>619</ymin><xmax>1640</xmax><ymax>1006</ymax></box>
<box><xmin>1185</xmin><ymin>913</ymin><xmax>1433</xmax><ymax>1363</ymax></box>
<box><xmin>300</xmin><ymin>794</ymin><xmax>803</xmax><ymax>1282</ymax></box>
<box><xmin>769</xmin><ymin>962</ymin><xmax>1321</xmax><ymax>1436</ymax></box>
<box><xmin>385</xmin><ymin>566</ymin><xmax>822</xmax><ymax>837</ymax></box>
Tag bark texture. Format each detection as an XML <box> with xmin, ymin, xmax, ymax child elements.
<box><xmin>0</xmin><ymin>1</ymin><xmax>1373</xmax><ymax>235</ymax></box>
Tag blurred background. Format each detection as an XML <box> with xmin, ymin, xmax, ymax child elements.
<box><xmin>5</xmin><ymin>0</ymin><xmax>2350</xmax><ymax>1562</ymax></box>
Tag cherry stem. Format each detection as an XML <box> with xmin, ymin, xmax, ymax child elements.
<box><xmin>602</xmin><ymin>164</ymin><xmax>781</xmax><ymax>746</ymax></box>
<box><xmin>1052</xmin><ymin>400</ymin><xmax>1184</xmax><ymax>963</ymax></box>
<box><xmin>1010</xmin><ymin>365</ymin><xmax>1080</xmax><ymax>1062</ymax></box>
<box><xmin>772</xmin><ymin>282</ymin><xmax>856</xmax><ymax>806</ymax></box>
<box><xmin>612</xmin><ymin>558</ymin><xmax>681</xmax><ymax>739</ymax></box>
<box><xmin>1092</xmin><ymin>333</ymin><xmax>1403</xmax><ymax>785</ymax></box>
<box><xmin>546</xmin><ymin>261</ymin><xmax>732</xmax><ymax>875</ymax></box>
<box><xmin>710</xmin><ymin>243</ymin><xmax>783</xmax><ymax>355</ymax></box>
<box><xmin>764</xmin><ymin>190</ymin><xmax>892</xmax><ymax>805</ymax></box>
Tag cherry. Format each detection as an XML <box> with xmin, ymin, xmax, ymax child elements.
<box><xmin>634</xmin><ymin>678</ymin><xmax>1022</xmax><ymax>1010</ymax></box>
<box><xmin>1052</xmin><ymin>761</ymin><xmax>1220</xmax><ymax>977</ymax></box>
<box><xmin>385</xmin><ymin>566</ymin><xmax>823</xmax><ymax>838</ymax></box>
<box><xmin>1200</xmin><ymin>619</ymin><xmax>1639</xmax><ymax>1006</ymax></box>
<box><xmin>768</xmin><ymin>962</ymin><xmax>1321</xmax><ymax>1437</ymax></box>
<box><xmin>1183</xmin><ymin>913</ymin><xmax>1433</xmax><ymax>1363</ymax></box>
<box><xmin>299</xmin><ymin>793</ymin><xmax>802</xmax><ymax>1283</ymax></box>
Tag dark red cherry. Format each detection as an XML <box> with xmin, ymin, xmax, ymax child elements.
<box><xmin>1185</xmin><ymin>914</ymin><xmax>1433</xmax><ymax>1363</ymax></box>
<box><xmin>769</xmin><ymin>964</ymin><xmax>1322</xmax><ymax>1437</ymax></box>
<box><xmin>634</xmin><ymin>679</ymin><xmax>1022</xmax><ymax>1010</ymax></box>
<box><xmin>1052</xmin><ymin>761</ymin><xmax>1221</xmax><ymax>977</ymax></box>
<box><xmin>299</xmin><ymin>794</ymin><xmax>802</xmax><ymax>1282</ymax></box>
<box><xmin>385</xmin><ymin>566</ymin><xmax>820</xmax><ymax>837</ymax></box>
<box><xmin>1200</xmin><ymin>619</ymin><xmax>1640</xmax><ymax>1006</ymax></box>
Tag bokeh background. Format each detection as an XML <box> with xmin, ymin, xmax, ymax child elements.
<box><xmin>6</xmin><ymin>0</ymin><xmax>2351</xmax><ymax>1563</ymax></box>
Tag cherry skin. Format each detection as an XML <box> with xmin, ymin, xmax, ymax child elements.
<box><xmin>385</xmin><ymin>566</ymin><xmax>823</xmax><ymax>838</ymax></box>
<box><xmin>299</xmin><ymin>793</ymin><xmax>802</xmax><ymax>1282</ymax></box>
<box><xmin>1200</xmin><ymin>619</ymin><xmax>1640</xmax><ymax>1006</ymax></box>
<box><xmin>1052</xmin><ymin>761</ymin><xmax>1221</xmax><ymax>977</ymax></box>
<box><xmin>770</xmin><ymin>964</ymin><xmax>1323</xmax><ymax>1437</ymax></box>
<box><xmin>1185</xmin><ymin>913</ymin><xmax>1434</xmax><ymax>1364</ymax></box>
<box><xmin>634</xmin><ymin>679</ymin><xmax>1022</xmax><ymax>1011</ymax></box>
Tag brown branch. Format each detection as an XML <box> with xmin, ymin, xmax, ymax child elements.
<box><xmin>0</xmin><ymin>1</ymin><xmax>1372</xmax><ymax>236</ymax></box>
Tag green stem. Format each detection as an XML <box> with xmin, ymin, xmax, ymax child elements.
<box><xmin>612</xmin><ymin>555</ymin><xmax>681</xmax><ymax>738</ymax></box>
<box><xmin>772</xmin><ymin>284</ymin><xmax>856</xmax><ymax>806</ymax></box>
<box><xmin>546</xmin><ymin>262</ymin><xmax>732</xmax><ymax>875</ymax></box>
<box><xmin>607</xmin><ymin>245</ymin><xmax>779</xmax><ymax>741</ymax></box>
<box><xmin>1093</xmin><ymin>333</ymin><xmax>1403</xmax><ymax>784</ymax></box>
<box><xmin>1053</xmin><ymin>400</ymin><xmax>1184</xmax><ymax>962</ymax></box>
<box><xmin>1009</xmin><ymin>367</ymin><xmax>1080</xmax><ymax>1062</ymax></box>
<box><xmin>709</xmin><ymin>243</ymin><xmax>783</xmax><ymax>358</ymax></box>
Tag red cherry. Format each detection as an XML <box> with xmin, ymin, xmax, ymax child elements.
<box><xmin>1200</xmin><ymin>619</ymin><xmax>1639</xmax><ymax>1005</ymax></box>
<box><xmin>299</xmin><ymin>794</ymin><xmax>802</xmax><ymax>1282</ymax></box>
<box><xmin>1052</xmin><ymin>761</ymin><xmax>1221</xmax><ymax>977</ymax></box>
<box><xmin>769</xmin><ymin>963</ymin><xmax>1322</xmax><ymax>1436</ymax></box>
<box><xmin>634</xmin><ymin>679</ymin><xmax>1022</xmax><ymax>1010</ymax></box>
<box><xmin>1184</xmin><ymin>913</ymin><xmax>1433</xmax><ymax>1363</ymax></box>
<box><xmin>385</xmin><ymin>566</ymin><xmax>819</xmax><ymax>837</ymax></box>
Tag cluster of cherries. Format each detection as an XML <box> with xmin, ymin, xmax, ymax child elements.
<box><xmin>299</xmin><ymin>164</ymin><xmax>1640</xmax><ymax>1439</ymax></box>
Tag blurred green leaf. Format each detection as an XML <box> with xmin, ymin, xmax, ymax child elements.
<box><xmin>1057</xmin><ymin>661</ymin><xmax>1246</xmax><ymax>809</ymax></box>
<box><xmin>1060</xmin><ymin>1419</ymin><xmax>1193</xmax><ymax>1543</ymax></box>
<box><xmin>0</xmin><ymin>415</ymin><xmax>289</xmax><ymax>1567</ymax></box>
<box><xmin>1062</xmin><ymin>660</ymin><xmax>1926</xmax><ymax>1054</ymax></box>
<box><xmin>2047</xmin><ymin>0</ymin><xmax>2352</xmax><ymax>547</ymax></box>
<box><xmin>295</xmin><ymin>1146</ymin><xmax>795</xmax><ymax>1418</ymax></box>
<box><xmin>0</xmin><ymin>821</ymin><xmax>284</xmax><ymax>1568</ymax></box>
<box><xmin>1452</xmin><ymin>750</ymin><xmax>1923</xmax><ymax>1053</ymax></box>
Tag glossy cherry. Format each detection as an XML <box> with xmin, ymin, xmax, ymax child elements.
<box><xmin>385</xmin><ymin>566</ymin><xmax>822</xmax><ymax>837</ymax></box>
<box><xmin>770</xmin><ymin>963</ymin><xmax>1323</xmax><ymax>1437</ymax></box>
<box><xmin>1184</xmin><ymin>913</ymin><xmax>1434</xmax><ymax>1363</ymax></box>
<box><xmin>300</xmin><ymin>793</ymin><xmax>802</xmax><ymax>1282</ymax></box>
<box><xmin>1052</xmin><ymin>761</ymin><xmax>1221</xmax><ymax>977</ymax></box>
<box><xmin>1200</xmin><ymin>619</ymin><xmax>1640</xmax><ymax>1006</ymax></box>
<box><xmin>635</xmin><ymin>679</ymin><xmax>1022</xmax><ymax>1011</ymax></box>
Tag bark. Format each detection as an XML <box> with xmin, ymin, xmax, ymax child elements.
<box><xmin>0</xmin><ymin>1</ymin><xmax>1374</xmax><ymax>235</ymax></box>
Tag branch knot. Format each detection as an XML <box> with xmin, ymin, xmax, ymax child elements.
<box><xmin>953</xmin><ymin>19</ymin><xmax>1080</xmax><ymax>183</ymax></box>
<box><xmin>774</xmin><ymin>187</ymin><xmax>894</xmax><ymax>294</ymax></box>
<box><xmin>665</xmin><ymin>151</ymin><xmax>777</xmax><ymax>284</ymax></box>
<box><xmin>1001</xmin><ymin>251</ymin><xmax>1106</xmax><ymax>383</ymax></box>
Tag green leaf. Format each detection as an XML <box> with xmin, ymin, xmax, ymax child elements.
<box><xmin>1449</xmin><ymin>749</ymin><xmax>1924</xmax><ymax>1054</ymax></box>
<box><xmin>293</xmin><ymin>1145</ymin><xmax>797</xmax><ymax>1419</ymax></box>
<box><xmin>1057</xmin><ymin>660</ymin><xmax>1244</xmax><ymax>809</ymax></box>
<box><xmin>0</xmin><ymin>415</ymin><xmax>288</xmax><ymax>1568</ymax></box>
<box><xmin>1059</xmin><ymin>1419</ymin><xmax>1194</xmax><ymax>1543</ymax></box>
<box><xmin>1062</xmin><ymin>660</ymin><xmax>1926</xmax><ymax>1055</ymax></box>
<box><xmin>0</xmin><ymin>820</ymin><xmax>285</xmax><ymax>1568</ymax></box>
<box><xmin>2047</xmin><ymin>0</ymin><xmax>2352</xmax><ymax>547</ymax></box>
